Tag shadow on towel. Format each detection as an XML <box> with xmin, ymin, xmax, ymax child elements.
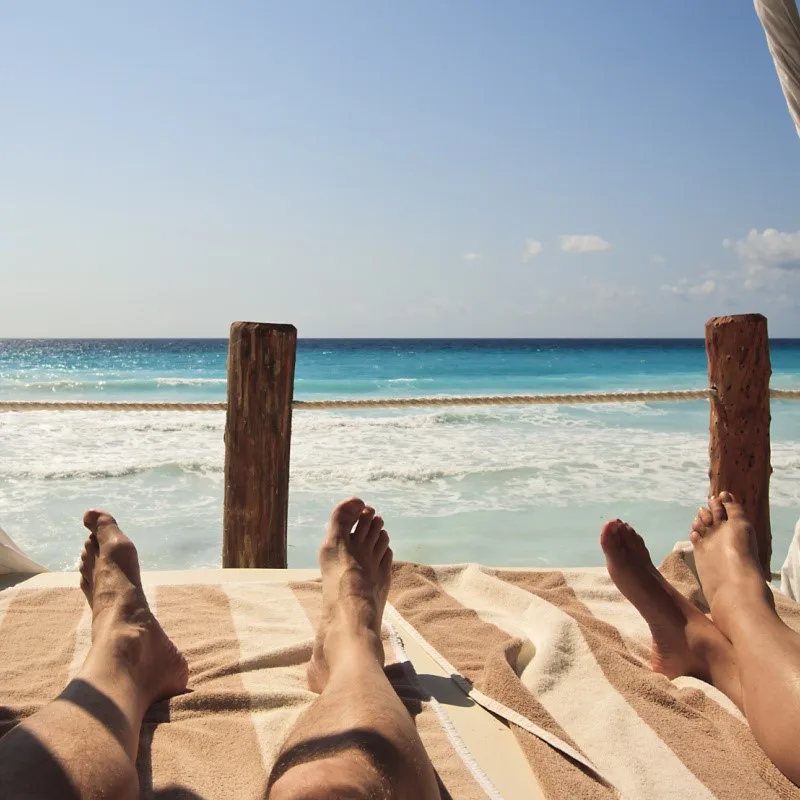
<box><xmin>0</xmin><ymin>705</ymin><xmax>19</xmax><ymax>741</ymax></box>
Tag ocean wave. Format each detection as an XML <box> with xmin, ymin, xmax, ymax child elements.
<box><xmin>579</xmin><ymin>401</ymin><xmax>669</xmax><ymax>416</ymax></box>
<box><xmin>2</xmin><ymin>405</ymin><xmax>799</xmax><ymax>510</ymax></box>
<box><xmin>294</xmin><ymin>465</ymin><xmax>456</xmax><ymax>485</ymax></box>
<box><xmin>291</xmin><ymin>462</ymin><xmax>548</xmax><ymax>486</ymax></box>
<box><xmin>2</xmin><ymin>461</ymin><xmax>223</xmax><ymax>482</ymax></box>
<box><xmin>292</xmin><ymin>406</ymin><xmax>562</xmax><ymax>433</ymax></box>
<box><xmin>4</xmin><ymin>376</ymin><xmax>226</xmax><ymax>392</ymax></box>
<box><xmin>155</xmin><ymin>378</ymin><xmax>227</xmax><ymax>386</ymax></box>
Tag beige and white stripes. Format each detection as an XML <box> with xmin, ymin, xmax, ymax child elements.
<box><xmin>0</xmin><ymin>574</ymin><xmax>507</xmax><ymax>799</ymax></box>
<box><xmin>3</xmin><ymin>557</ymin><xmax>800</xmax><ymax>799</ymax></box>
<box><xmin>387</xmin><ymin>556</ymin><xmax>800</xmax><ymax>799</ymax></box>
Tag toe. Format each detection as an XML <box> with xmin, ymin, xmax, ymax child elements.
<box><xmin>364</xmin><ymin>515</ymin><xmax>383</xmax><ymax>549</ymax></box>
<box><xmin>353</xmin><ymin>507</ymin><xmax>376</xmax><ymax>542</ymax></box>
<box><xmin>380</xmin><ymin>547</ymin><xmax>393</xmax><ymax>572</ymax></box>
<box><xmin>600</xmin><ymin>520</ymin><xmax>626</xmax><ymax>554</ymax></box>
<box><xmin>623</xmin><ymin>523</ymin><xmax>649</xmax><ymax>556</ymax></box>
<box><xmin>621</xmin><ymin>521</ymin><xmax>639</xmax><ymax>539</ymax></box>
<box><xmin>373</xmin><ymin>529</ymin><xmax>390</xmax><ymax>561</ymax></box>
<box><xmin>697</xmin><ymin>506</ymin><xmax>713</xmax><ymax>527</ymax></box>
<box><xmin>719</xmin><ymin>492</ymin><xmax>744</xmax><ymax>518</ymax></box>
<box><xmin>329</xmin><ymin>498</ymin><xmax>366</xmax><ymax>535</ymax></box>
<box><xmin>707</xmin><ymin>496</ymin><xmax>727</xmax><ymax>525</ymax></box>
<box><xmin>83</xmin><ymin>509</ymin><xmax>117</xmax><ymax>533</ymax></box>
<box><xmin>691</xmin><ymin>516</ymin><xmax>706</xmax><ymax>537</ymax></box>
<box><xmin>601</xmin><ymin>519</ymin><xmax>640</xmax><ymax>556</ymax></box>
<box><xmin>79</xmin><ymin>536</ymin><xmax>97</xmax><ymax>574</ymax></box>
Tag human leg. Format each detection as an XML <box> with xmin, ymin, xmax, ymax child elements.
<box><xmin>691</xmin><ymin>493</ymin><xmax>800</xmax><ymax>785</ymax></box>
<box><xmin>0</xmin><ymin>511</ymin><xmax>188</xmax><ymax>799</ymax></box>
<box><xmin>601</xmin><ymin>519</ymin><xmax>742</xmax><ymax>707</ymax></box>
<box><xmin>268</xmin><ymin>498</ymin><xmax>439</xmax><ymax>800</ymax></box>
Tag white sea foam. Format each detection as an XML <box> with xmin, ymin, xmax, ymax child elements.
<box><xmin>2</xmin><ymin>407</ymin><xmax>797</xmax><ymax>505</ymax></box>
<box><xmin>1</xmin><ymin>376</ymin><xmax>227</xmax><ymax>392</ymax></box>
<box><xmin>1</xmin><ymin>406</ymin><xmax>798</xmax><ymax>570</ymax></box>
<box><xmin>155</xmin><ymin>377</ymin><xmax>228</xmax><ymax>386</ymax></box>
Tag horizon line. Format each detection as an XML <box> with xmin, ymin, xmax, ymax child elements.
<box><xmin>3</xmin><ymin>335</ymin><xmax>800</xmax><ymax>342</ymax></box>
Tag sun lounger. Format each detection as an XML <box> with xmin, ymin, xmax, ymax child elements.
<box><xmin>0</xmin><ymin>526</ymin><xmax>46</xmax><ymax>578</ymax></box>
<box><xmin>2</xmin><ymin>554</ymin><xmax>800</xmax><ymax>798</ymax></box>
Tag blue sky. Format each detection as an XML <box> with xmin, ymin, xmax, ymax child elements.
<box><xmin>1</xmin><ymin>1</ymin><xmax>799</xmax><ymax>337</ymax></box>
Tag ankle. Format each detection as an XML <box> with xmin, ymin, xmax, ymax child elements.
<box><xmin>323</xmin><ymin>623</ymin><xmax>385</xmax><ymax>672</ymax></box>
<box><xmin>80</xmin><ymin>644</ymin><xmax>154</xmax><ymax>715</ymax></box>
<box><xmin>710</xmin><ymin>576</ymin><xmax>773</xmax><ymax>629</ymax></box>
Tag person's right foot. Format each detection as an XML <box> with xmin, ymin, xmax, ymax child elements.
<box><xmin>81</xmin><ymin>510</ymin><xmax>189</xmax><ymax>705</ymax></box>
<box><xmin>601</xmin><ymin>519</ymin><xmax>731</xmax><ymax>680</ymax></box>
<box><xmin>690</xmin><ymin>492</ymin><xmax>772</xmax><ymax>636</ymax></box>
<box><xmin>307</xmin><ymin>498</ymin><xmax>393</xmax><ymax>694</ymax></box>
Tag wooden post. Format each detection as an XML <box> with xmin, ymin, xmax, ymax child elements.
<box><xmin>705</xmin><ymin>314</ymin><xmax>772</xmax><ymax>577</ymax></box>
<box><xmin>223</xmin><ymin>322</ymin><xmax>297</xmax><ymax>568</ymax></box>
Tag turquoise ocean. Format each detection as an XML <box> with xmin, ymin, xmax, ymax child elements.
<box><xmin>2</xmin><ymin>339</ymin><xmax>799</xmax><ymax>572</ymax></box>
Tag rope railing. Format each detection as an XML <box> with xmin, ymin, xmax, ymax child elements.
<box><xmin>0</xmin><ymin>388</ymin><xmax>798</xmax><ymax>413</ymax></box>
<box><xmin>294</xmin><ymin>389</ymin><xmax>717</xmax><ymax>409</ymax></box>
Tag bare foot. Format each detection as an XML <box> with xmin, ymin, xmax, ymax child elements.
<box><xmin>601</xmin><ymin>519</ymin><xmax>731</xmax><ymax>680</ymax></box>
<box><xmin>689</xmin><ymin>493</ymin><xmax>772</xmax><ymax>636</ymax></box>
<box><xmin>307</xmin><ymin>498</ymin><xmax>393</xmax><ymax>694</ymax></box>
<box><xmin>81</xmin><ymin>510</ymin><xmax>189</xmax><ymax>705</ymax></box>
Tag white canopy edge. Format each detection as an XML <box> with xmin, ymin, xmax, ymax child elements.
<box><xmin>0</xmin><ymin>525</ymin><xmax>47</xmax><ymax>576</ymax></box>
<box><xmin>755</xmin><ymin>0</ymin><xmax>800</xmax><ymax>137</ymax></box>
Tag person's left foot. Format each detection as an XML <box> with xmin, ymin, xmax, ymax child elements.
<box><xmin>601</xmin><ymin>519</ymin><xmax>729</xmax><ymax>680</ymax></box>
<box><xmin>81</xmin><ymin>510</ymin><xmax>189</xmax><ymax>705</ymax></box>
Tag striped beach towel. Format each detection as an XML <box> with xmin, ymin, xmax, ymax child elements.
<box><xmin>2</xmin><ymin>554</ymin><xmax>799</xmax><ymax>798</ymax></box>
<box><xmin>0</xmin><ymin>575</ymin><xmax>505</xmax><ymax>799</ymax></box>
<box><xmin>388</xmin><ymin>551</ymin><xmax>800</xmax><ymax>799</ymax></box>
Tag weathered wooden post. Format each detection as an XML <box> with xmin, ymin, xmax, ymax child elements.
<box><xmin>705</xmin><ymin>314</ymin><xmax>772</xmax><ymax>577</ymax></box>
<box><xmin>223</xmin><ymin>322</ymin><xmax>297</xmax><ymax>568</ymax></box>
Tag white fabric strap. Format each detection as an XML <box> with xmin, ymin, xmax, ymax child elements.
<box><xmin>384</xmin><ymin>618</ymin><xmax>505</xmax><ymax>800</ymax></box>
<box><xmin>779</xmin><ymin>518</ymin><xmax>800</xmax><ymax>600</ymax></box>
<box><xmin>755</xmin><ymin>0</ymin><xmax>800</xmax><ymax>137</ymax></box>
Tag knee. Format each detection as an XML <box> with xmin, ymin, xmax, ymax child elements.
<box><xmin>268</xmin><ymin>755</ymin><xmax>390</xmax><ymax>800</ymax></box>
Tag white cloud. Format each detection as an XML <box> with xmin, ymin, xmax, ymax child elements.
<box><xmin>660</xmin><ymin>278</ymin><xmax>717</xmax><ymax>297</ymax></box>
<box><xmin>651</xmin><ymin>254</ymin><xmax>666</xmax><ymax>265</ymax></box>
<box><xmin>723</xmin><ymin>228</ymin><xmax>800</xmax><ymax>291</ymax></box>
<box><xmin>724</xmin><ymin>228</ymin><xmax>800</xmax><ymax>270</ymax></box>
<box><xmin>741</xmin><ymin>268</ymin><xmax>783</xmax><ymax>292</ymax></box>
<box><xmin>560</xmin><ymin>234</ymin><xmax>611</xmax><ymax>254</ymax></box>
<box><xmin>522</xmin><ymin>239</ymin><xmax>544</xmax><ymax>261</ymax></box>
<box><xmin>462</xmin><ymin>252</ymin><xmax>480</xmax><ymax>261</ymax></box>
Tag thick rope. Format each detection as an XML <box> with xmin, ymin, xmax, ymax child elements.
<box><xmin>0</xmin><ymin>388</ymin><xmax>718</xmax><ymax>412</ymax></box>
<box><xmin>293</xmin><ymin>389</ymin><xmax>717</xmax><ymax>409</ymax></box>
<box><xmin>772</xmin><ymin>388</ymin><xmax>800</xmax><ymax>399</ymax></box>
<box><xmin>2</xmin><ymin>388</ymin><xmax>799</xmax><ymax>412</ymax></box>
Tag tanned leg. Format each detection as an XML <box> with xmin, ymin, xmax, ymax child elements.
<box><xmin>690</xmin><ymin>492</ymin><xmax>800</xmax><ymax>786</ymax></box>
<box><xmin>0</xmin><ymin>511</ymin><xmax>188</xmax><ymax>799</ymax></box>
<box><xmin>268</xmin><ymin>498</ymin><xmax>440</xmax><ymax>800</ymax></box>
<box><xmin>601</xmin><ymin>519</ymin><xmax>742</xmax><ymax>708</ymax></box>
